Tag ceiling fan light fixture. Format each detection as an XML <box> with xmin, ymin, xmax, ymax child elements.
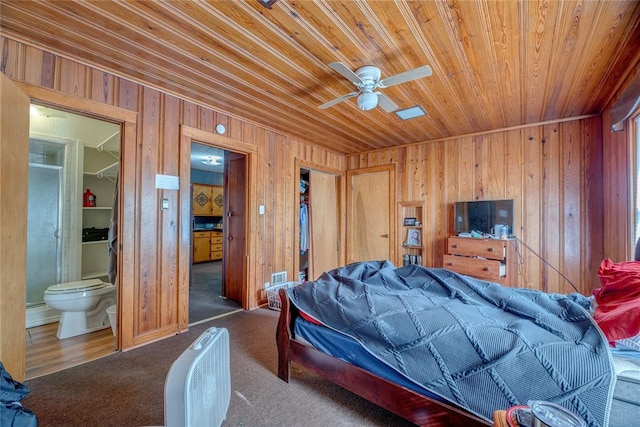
<box><xmin>201</xmin><ymin>155</ymin><xmax>222</xmax><ymax>166</ymax></box>
<box><xmin>357</xmin><ymin>92</ymin><xmax>378</xmax><ymax>111</ymax></box>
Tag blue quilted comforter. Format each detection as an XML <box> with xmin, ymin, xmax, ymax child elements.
<box><xmin>288</xmin><ymin>261</ymin><xmax>615</xmax><ymax>426</ymax></box>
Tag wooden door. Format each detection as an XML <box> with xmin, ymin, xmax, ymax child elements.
<box><xmin>223</xmin><ymin>153</ymin><xmax>246</xmax><ymax>304</ymax></box>
<box><xmin>346</xmin><ymin>166</ymin><xmax>395</xmax><ymax>264</ymax></box>
<box><xmin>0</xmin><ymin>73</ymin><xmax>30</xmax><ymax>381</ymax></box>
<box><xmin>308</xmin><ymin>171</ymin><xmax>340</xmax><ymax>280</ymax></box>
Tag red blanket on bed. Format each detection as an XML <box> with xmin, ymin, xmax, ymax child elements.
<box><xmin>593</xmin><ymin>258</ymin><xmax>640</xmax><ymax>343</ymax></box>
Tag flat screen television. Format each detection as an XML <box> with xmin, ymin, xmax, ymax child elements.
<box><xmin>453</xmin><ymin>199</ymin><xmax>514</xmax><ymax>235</ymax></box>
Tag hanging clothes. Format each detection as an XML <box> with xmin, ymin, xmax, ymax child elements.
<box><xmin>299</xmin><ymin>200</ymin><xmax>309</xmax><ymax>254</ymax></box>
<box><xmin>107</xmin><ymin>175</ymin><xmax>119</xmax><ymax>286</ymax></box>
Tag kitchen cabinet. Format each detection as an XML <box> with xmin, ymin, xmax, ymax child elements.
<box><xmin>192</xmin><ymin>184</ymin><xmax>223</xmax><ymax>216</ymax></box>
<box><xmin>193</xmin><ymin>230</ymin><xmax>223</xmax><ymax>263</ymax></box>
<box><xmin>443</xmin><ymin>236</ymin><xmax>517</xmax><ymax>287</ymax></box>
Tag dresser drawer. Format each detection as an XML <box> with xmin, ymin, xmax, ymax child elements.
<box><xmin>447</xmin><ymin>237</ymin><xmax>506</xmax><ymax>261</ymax></box>
<box><xmin>193</xmin><ymin>231</ymin><xmax>211</xmax><ymax>238</ymax></box>
<box><xmin>211</xmin><ymin>243</ymin><xmax>223</xmax><ymax>251</ymax></box>
<box><xmin>210</xmin><ymin>235</ymin><xmax>223</xmax><ymax>244</ymax></box>
<box><xmin>210</xmin><ymin>250</ymin><xmax>223</xmax><ymax>260</ymax></box>
<box><xmin>443</xmin><ymin>254</ymin><xmax>504</xmax><ymax>281</ymax></box>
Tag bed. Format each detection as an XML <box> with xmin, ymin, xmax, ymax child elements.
<box><xmin>276</xmin><ymin>261</ymin><xmax>616</xmax><ymax>427</ymax></box>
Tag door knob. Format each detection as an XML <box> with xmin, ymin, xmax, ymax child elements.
<box><xmin>381</xmin><ymin>234</ymin><xmax>389</xmax><ymax>238</ymax></box>
<box><xmin>228</xmin><ymin>236</ymin><xmax>234</xmax><ymax>241</ymax></box>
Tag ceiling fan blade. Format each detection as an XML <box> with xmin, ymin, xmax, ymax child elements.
<box><xmin>319</xmin><ymin>91</ymin><xmax>359</xmax><ymax>109</ymax></box>
<box><xmin>376</xmin><ymin>92</ymin><xmax>399</xmax><ymax>113</ymax></box>
<box><xmin>328</xmin><ymin>62</ymin><xmax>363</xmax><ymax>85</ymax></box>
<box><xmin>379</xmin><ymin>65</ymin><xmax>432</xmax><ymax>88</ymax></box>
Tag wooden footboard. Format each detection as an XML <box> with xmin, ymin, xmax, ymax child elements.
<box><xmin>276</xmin><ymin>289</ymin><xmax>490</xmax><ymax>427</ymax></box>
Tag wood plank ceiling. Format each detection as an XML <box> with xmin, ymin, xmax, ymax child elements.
<box><xmin>2</xmin><ymin>0</ymin><xmax>639</xmax><ymax>155</ymax></box>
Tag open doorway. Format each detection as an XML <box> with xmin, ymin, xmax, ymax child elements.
<box><xmin>189</xmin><ymin>142</ymin><xmax>243</xmax><ymax>324</ymax></box>
<box><xmin>25</xmin><ymin>104</ymin><xmax>120</xmax><ymax>379</ymax></box>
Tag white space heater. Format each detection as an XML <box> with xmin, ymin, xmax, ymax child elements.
<box><xmin>164</xmin><ymin>327</ymin><xmax>231</xmax><ymax>427</ymax></box>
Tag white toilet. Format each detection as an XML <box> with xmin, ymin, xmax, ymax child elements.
<box><xmin>44</xmin><ymin>279</ymin><xmax>116</xmax><ymax>339</ymax></box>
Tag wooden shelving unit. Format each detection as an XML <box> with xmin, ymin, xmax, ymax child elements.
<box><xmin>397</xmin><ymin>201</ymin><xmax>425</xmax><ymax>267</ymax></box>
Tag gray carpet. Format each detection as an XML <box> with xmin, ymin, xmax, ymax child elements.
<box><xmin>22</xmin><ymin>309</ymin><xmax>415</xmax><ymax>426</ymax></box>
<box><xmin>190</xmin><ymin>261</ymin><xmax>242</xmax><ymax>323</ymax></box>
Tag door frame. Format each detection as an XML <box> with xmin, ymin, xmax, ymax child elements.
<box><xmin>345</xmin><ymin>164</ymin><xmax>396</xmax><ymax>264</ymax></box>
<box><xmin>3</xmin><ymin>81</ymin><xmax>136</xmax><ymax>373</ymax></box>
<box><xmin>179</xmin><ymin>126</ymin><xmax>257</xmax><ymax>329</ymax></box>
<box><xmin>294</xmin><ymin>159</ymin><xmax>345</xmax><ymax>282</ymax></box>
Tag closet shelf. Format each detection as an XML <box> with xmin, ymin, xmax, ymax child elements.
<box><xmin>96</xmin><ymin>162</ymin><xmax>119</xmax><ymax>183</ymax></box>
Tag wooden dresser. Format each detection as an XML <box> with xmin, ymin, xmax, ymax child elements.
<box><xmin>443</xmin><ymin>236</ymin><xmax>517</xmax><ymax>287</ymax></box>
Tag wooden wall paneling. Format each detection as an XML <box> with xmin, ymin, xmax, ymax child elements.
<box><xmin>0</xmin><ymin>38</ymin><xmax>24</xmax><ymax>80</ymax></box>
<box><xmin>200</xmin><ymin>108</ymin><xmax>216</xmax><ymax>134</ymax></box>
<box><xmin>262</xmin><ymin>129</ymin><xmax>277</xmax><ymax>286</ymax></box>
<box><xmin>504</xmin><ymin>131</ymin><xmax>523</xmax><ymax>287</ymax></box>
<box><xmin>406</xmin><ymin>145</ymin><xmax>423</xmax><ymax>203</ymax></box>
<box><xmin>136</xmin><ymin>87</ymin><xmax>162</xmax><ymax>337</ymax></box>
<box><xmin>117</xmin><ymin>79</ymin><xmax>139</xmax><ymax>113</ymax></box>
<box><xmin>416</xmin><ymin>144</ymin><xmax>430</xmax><ymax>262</ymax></box>
<box><xmin>90</xmin><ymin>68</ymin><xmax>116</xmax><ymax>105</ymax></box>
<box><xmin>345</xmin><ymin>116</ymin><xmax>609</xmax><ymax>294</ymax></box>
<box><xmin>521</xmin><ymin>128</ymin><xmax>543</xmax><ymax>290</ymax></box>
<box><xmin>283</xmin><ymin>136</ymin><xmax>297</xmax><ymax>279</ymax></box>
<box><xmin>182</xmin><ymin>101</ymin><xmax>200</xmax><ymax>128</ymax></box>
<box><xmin>559</xmin><ymin>121</ymin><xmax>583</xmax><ymax>294</ymax></box>
<box><xmin>57</xmin><ymin>57</ymin><xmax>89</xmax><ymax>97</ymax></box>
<box><xmin>458</xmin><ymin>138</ymin><xmax>476</xmax><ymax>201</ymax></box>
<box><xmin>272</xmin><ymin>134</ymin><xmax>287</xmax><ymax>278</ymax></box>
<box><xmin>159</xmin><ymin>94</ymin><xmax>181</xmax><ymax>328</ymax></box>
<box><xmin>253</xmin><ymin>126</ymin><xmax>268</xmax><ymax>298</ymax></box>
<box><xmin>444</xmin><ymin>140</ymin><xmax>461</xmax><ymax>237</ymax></box>
<box><xmin>473</xmin><ymin>135</ymin><xmax>489</xmax><ymax>200</ymax></box>
<box><xmin>583</xmin><ymin>117</ymin><xmax>604</xmax><ymax>292</ymax></box>
<box><xmin>426</xmin><ymin>142</ymin><xmax>446</xmax><ymax>265</ymax></box>
<box><xmin>541</xmin><ymin>123</ymin><xmax>562</xmax><ymax>294</ymax></box>
<box><xmin>24</xmin><ymin>45</ymin><xmax>45</xmax><ymax>85</ymax></box>
<box><xmin>487</xmin><ymin>133</ymin><xmax>507</xmax><ymax>199</ymax></box>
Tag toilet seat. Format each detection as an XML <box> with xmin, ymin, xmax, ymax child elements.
<box><xmin>45</xmin><ymin>279</ymin><xmax>107</xmax><ymax>294</ymax></box>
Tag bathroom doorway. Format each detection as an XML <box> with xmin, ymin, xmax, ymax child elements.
<box><xmin>25</xmin><ymin>104</ymin><xmax>120</xmax><ymax>379</ymax></box>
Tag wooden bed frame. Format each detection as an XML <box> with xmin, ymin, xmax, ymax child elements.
<box><xmin>276</xmin><ymin>289</ymin><xmax>491</xmax><ymax>427</ymax></box>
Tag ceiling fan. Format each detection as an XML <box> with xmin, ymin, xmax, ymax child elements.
<box><xmin>319</xmin><ymin>62</ymin><xmax>432</xmax><ymax>112</ymax></box>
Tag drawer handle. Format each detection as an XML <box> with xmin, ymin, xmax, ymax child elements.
<box><xmin>484</xmin><ymin>267</ymin><xmax>491</xmax><ymax>271</ymax></box>
<box><xmin>447</xmin><ymin>262</ymin><xmax>453</xmax><ymax>266</ymax></box>
<box><xmin>452</xmin><ymin>244</ymin><xmax>458</xmax><ymax>248</ymax></box>
<box><xmin>487</xmin><ymin>248</ymin><xmax>494</xmax><ymax>252</ymax></box>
